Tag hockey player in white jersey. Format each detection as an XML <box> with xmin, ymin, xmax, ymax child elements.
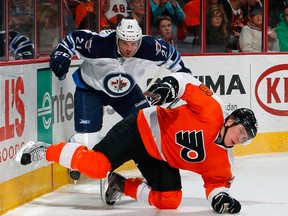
<box><xmin>50</xmin><ymin>18</ymin><xmax>191</xmax><ymax>180</ymax></box>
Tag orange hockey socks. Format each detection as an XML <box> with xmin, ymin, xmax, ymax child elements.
<box><xmin>123</xmin><ymin>178</ymin><xmax>182</xmax><ymax>209</ymax></box>
<box><xmin>46</xmin><ymin>142</ymin><xmax>112</xmax><ymax>179</ymax></box>
<box><xmin>75</xmin><ymin>150</ymin><xmax>112</xmax><ymax>179</ymax></box>
<box><xmin>124</xmin><ymin>177</ymin><xmax>144</xmax><ymax>199</ymax></box>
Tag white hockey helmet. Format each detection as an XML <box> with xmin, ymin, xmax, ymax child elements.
<box><xmin>116</xmin><ymin>19</ymin><xmax>142</xmax><ymax>57</ymax></box>
<box><xmin>116</xmin><ymin>18</ymin><xmax>142</xmax><ymax>42</ymax></box>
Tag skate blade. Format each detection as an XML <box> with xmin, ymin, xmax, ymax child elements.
<box><xmin>15</xmin><ymin>141</ymin><xmax>36</xmax><ymax>163</ymax></box>
<box><xmin>100</xmin><ymin>178</ymin><xmax>106</xmax><ymax>203</ymax></box>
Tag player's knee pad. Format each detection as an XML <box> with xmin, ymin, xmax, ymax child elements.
<box><xmin>69</xmin><ymin>132</ymin><xmax>101</xmax><ymax>149</ymax></box>
<box><xmin>75</xmin><ymin>150</ymin><xmax>112</xmax><ymax>179</ymax></box>
<box><xmin>149</xmin><ymin>190</ymin><xmax>182</xmax><ymax>209</ymax></box>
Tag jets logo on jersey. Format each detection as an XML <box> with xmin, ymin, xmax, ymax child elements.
<box><xmin>103</xmin><ymin>73</ymin><xmax>135</xmax><ymax>97</ymax></box>
<box><xmin>175</xmin><ymin>130</ymin><xmax>205</xmax><ymax>162</ymax></box>
<box><xmin>111</xmin><ymin>77</ymin><xmax>127</xmax><ymax>90</ymax></box>
<box><xmin>155</xmin><ymin>40</ymin><xmax>162</xmax><ymax>55</ymax></box>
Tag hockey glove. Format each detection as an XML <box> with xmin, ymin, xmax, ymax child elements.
<box><xmin>146</xmin><ymin>76</ymin><xmax>179</xmax><ymax>106</ymax></box>
<box><xmin>10</xmin><ymin>32</ymin><xmax>34</xmax><ymax>60</ymax></box>
<box><xmin>50</xmin><ymin>46</ymin><xmax>72</xmax><ymax>80</ymax></box>
<box><xmin>211</xmin><ymin>192</ymin><xmax>241</xmax><ymax>214</ymax></box>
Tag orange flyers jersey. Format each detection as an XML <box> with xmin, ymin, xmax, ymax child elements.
<box><xmin>137</xmin><ymin>73</ymin><xmax>234</xmax><ymax>199</ymax></box>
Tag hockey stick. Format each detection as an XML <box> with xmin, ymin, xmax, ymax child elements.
<box><xmin>167</xmin><ymin>98</ymin><xmax>180</xmax><ymax>109</ymax></box>
<box><xmin>143</xmin><ymin>63</ymin><xmax>167</xmax><ymax>93</ymax></box>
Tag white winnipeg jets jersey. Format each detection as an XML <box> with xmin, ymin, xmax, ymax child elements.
<box><xmin>57</xmin><ymin>29</ymin><xmax>187</xmax><ymax>97</ymax></box>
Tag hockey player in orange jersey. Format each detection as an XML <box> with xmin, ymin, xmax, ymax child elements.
<box><xmin>16</xmin><ymin>72</ymin><xmax>258</xmax><ymax>214</ymax></box>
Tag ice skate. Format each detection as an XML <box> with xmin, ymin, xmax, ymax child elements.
<box><xmin>100</xmin><ymin>177</ymin><xmax>107</xmax><ymax>203</ymax></box>
<box><xmin>105</xmin><ymin>172</ymin><xmax>126</xmax><ymax>206</ymax></box>
<box><xmin>15</xmin><ymin>141</ymin><xmax>50</xmax><ymax>165</ymax></box>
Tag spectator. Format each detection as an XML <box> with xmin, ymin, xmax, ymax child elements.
<box><xmin>75</xmin><ymin>0</ymin><xmax>119</xmax><ymax>31</ymax></box>
<box><xmin>74</xmin><ymin>0</ymin><xmax>98</xmax><ymax>31</ymax></box>
<box><xmin>176</xmin><ymin>0</ymin><xmax>200</xmax><ymax>45</ymax></box>
<box><xmin>101</xmin><ymin>0</ymin><xmax>113</xmax><ymax>29</ymax></box>
<box><xmin>220</xmin><ymin>0</ymin><xmax>245</xmax><ymax>50</ymax></box>
<box><xmin>275</xmin><ymin>5</ymin><xmax>288</xmax><ymax>51</ymax></box>
<box><xmin>104</xmin><ymin>0</ymin><xmax>128</xmax><ymax>30</ymax></box>
<box><xmin>10</xmin><ymin>0</ymin><xmax>33</xmax><ymax>17</ymax></box>
<box><xmin>38</xmin><ymin>4</ymin><xmax>59</xmax><ymax>53</ymax></box>
<box><xmin>9</xmin><ymin>13</ymin><xmax>34</xmax><ymax>40</ymax></box>
<box><xmin>150</xmin><ymin>0</ymin><xmax>185</xmax><ymax>35</ymax></box>
<box><xmin>239</xmin><ymin>6</ymin><xmax>279</xmax><ymax>52</ymax></box>
<box><xmin>155</xmin><ymin>15</ymin><xmax>177</xmax><ymax>48</ymax></box>
<box><xmin>241</xmin><ymin>0</ymin><xmax>263</xmax><ymax>24</ymax></box>
<box><xmin>206</xmin><ymin>4</ymin><xmax>229</xmax><ymax>52</ymax></box>
<box><xmin>74</xmin><ymin>1</ymin><xmax>94</xmax><ymax>28</ymax></box>
<box><xmin>127</xmin><ymin>0</ymin><xmax>145</xmax><ymax>33</ymax></box>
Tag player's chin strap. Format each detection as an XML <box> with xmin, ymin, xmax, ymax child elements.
<box><xmin>215</xmin><ymin>124</ymin><xmax>233</xmax><ymax>149</ymax></box>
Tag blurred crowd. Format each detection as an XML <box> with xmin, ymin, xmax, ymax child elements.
<box><xmin>2</xmin><ymin>0</ymin><xmax>288</xmax><ymax>60</ymax></box>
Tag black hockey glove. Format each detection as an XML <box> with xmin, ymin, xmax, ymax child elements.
<box><xmin>211</xmin><ymin>192</ymin><xmax>241</xmax><ymax>214</ymax></box>
<box><xmin>177</xmin><ymin>61</ymin><xmax>192</xmax><ymax>74</ymax></box>
<box><xmin>50</xmin><ymin>46</ymin><xmax>72</xmax><ymax>80</ymax></box>
<box><xmin>146</xmin><ymin>76</ymin><xmax>179</xmax><ymax>106</ymax></box>
<box><xmin>10</xmin><ymin>32</ymin><xmax>34</xmax><ymax>60</ymax></box>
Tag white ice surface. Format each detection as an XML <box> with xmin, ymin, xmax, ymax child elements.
<box><xmin>4</xmin><ymin>152</ymin><xmax>288</xmax><ymax>216</ymax></box>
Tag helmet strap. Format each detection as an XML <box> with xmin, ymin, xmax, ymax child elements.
<box><xmin>222</xmin><ymin>125</ymin><xmax>233</xmax><ymax>148</ymax></box>
<box><xmin>215</xmin><ymin>124</ymin><xmax>233</xmax><ymax>148</ymax></box>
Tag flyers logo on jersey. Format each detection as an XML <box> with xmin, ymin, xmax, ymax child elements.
<box><xmin>176</xmin><ymin>130</ymin><xmax>205</xmax><ymax>162</ymax></box>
